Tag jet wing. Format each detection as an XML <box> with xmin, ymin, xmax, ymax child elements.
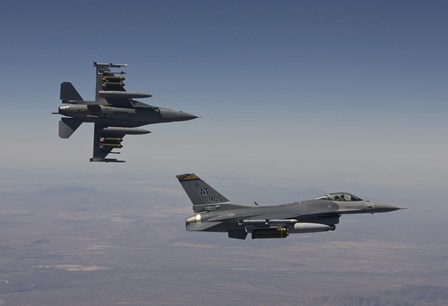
<box><xmin>90</xmin><ymin>125</ymin><xmax>151</xmax><ymax>162</ymax></box>
<box><xmin>100</xmin><ymin>92</ymin><xmax>136</xmax><ymax>108</ymax></box>
<box><xmin>90</xmin><ymin>124</ymin><xmax>126</xmax><ymax>163</ymax></box>
<box><xmin>94</xmin><ymin>63</ymin><xmax>153</xmax><ymax>108</ymax></box>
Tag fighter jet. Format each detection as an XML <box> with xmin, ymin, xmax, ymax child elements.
<box><xmin>177</xmin><ymin>173</ymin><xmax>402</xmax><ymax>240</ymax></box>
<box><xmin>53</xmin><ymin>62</ymin><xmax>197</xmax><ymax>162</ymax></box>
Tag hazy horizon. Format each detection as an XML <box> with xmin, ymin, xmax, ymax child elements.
<box><xmin>1</xmin><ymin>0</ymin><xmax>447</xmax><ymax>305</ymax></box>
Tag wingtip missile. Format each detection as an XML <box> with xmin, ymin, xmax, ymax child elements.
<box><xmin>89</xmin><ymin>157</ymin><xmax>126</xmax><ymax>163</ymax></box>
<box><xmin>93</xmin><ymin>62</ymin><xmax>128</xmax><ymax>68</ymax></box>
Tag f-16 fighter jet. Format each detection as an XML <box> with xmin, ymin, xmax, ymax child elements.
<box><xmin>54</xmin><ymin>62</ymin><xmax>197</xmax><ymax>162</ymax></box>
<box><xmin>177</xmin><ymin>174</ymin><xmax>402</xmax><ymax>240</ymax></box>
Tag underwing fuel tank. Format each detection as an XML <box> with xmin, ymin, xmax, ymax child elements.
<box><xmin>101</xmin><ymin>127</ymin><xmax>151</xmax><ymax>135</ymax></box>
<box><xmin>290</xmin><ymin>223</ymin><xmax>335</xmax><ymax>233</ymax></box>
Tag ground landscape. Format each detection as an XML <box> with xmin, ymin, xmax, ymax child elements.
<box><xmin>0</xmin><ymin>172</ymin><xmax>447</xmax><ymax>305</ymax></box>
<box><xmin>1</xmin><ymin>1</ymin><xmax>447</xmax><ymax>305</ymax></box>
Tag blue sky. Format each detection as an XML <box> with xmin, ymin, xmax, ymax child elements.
<box><xmin>1</xmin><ymin>0</ymin><xmax>447</xmax><ymax>192</ymax></box>
<box><xmin>1</xmin><ymin>4</ymin><xmax>447</xmax><ymax>304</ymax></box>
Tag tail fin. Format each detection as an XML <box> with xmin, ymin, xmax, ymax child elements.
<box><xmin>59</xmin><ymin>117</ymin><xmax>82</xmax><ymax>138</ymax></box>
<box><xmin>60</xmin><ymin>82</ymin><xmax>83</xmax><ymax>103</ymax></box>
<box><xmin>177</xmin><ymin>173</ymin><xmax>235</xmax><ymax>212</ymax></box>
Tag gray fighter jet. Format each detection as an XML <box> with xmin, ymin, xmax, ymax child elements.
<box><xmin>53</xmin><ymin>62</ymin><xmax>197</xmax><ymax>162</ymax></box>
<box><xmin>177</xmin><ymin>174</ymin><xmax>402</xmax><ymax>240</ymax></box>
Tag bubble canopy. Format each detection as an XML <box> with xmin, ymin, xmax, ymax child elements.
<box><xmin>315</xmin><ymin>193</ymin><xmax>363</xmax><ymax>202</ymax></box>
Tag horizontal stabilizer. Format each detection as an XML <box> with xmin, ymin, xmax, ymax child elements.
<box><xmin>60</xmin><ymin>82</ymin><xmax>83</xmax><ymax>102</ymax></box>
<box><xmin>186</xmin><ymin>221</ymin><xmax>222</xmax><ymax>231</ymax></box>
<box><xmin>59</xmin><ymin>118</ymin><xmax>82</xmax><ymax>138</ymax></box>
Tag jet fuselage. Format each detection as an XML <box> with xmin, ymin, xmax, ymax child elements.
<box><xmin>177</xmin><ymin>173</ymin><xmax>402</xmax><ymax>239</ymax></box>
<box><xmin>59</xmin><ymin>103</ymin><xmax>197</xmax><ymax>127</ymax></box>
<box><xmin>186</xmin><ymin>199</ymin><xmax>398</xmax><ymax>233</ymax></box>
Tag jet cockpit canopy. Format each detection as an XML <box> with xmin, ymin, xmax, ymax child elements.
<box><xmin>316</xmin><ymin>192</ymin><xmax>363</xmax><ymax>202</ymax></box>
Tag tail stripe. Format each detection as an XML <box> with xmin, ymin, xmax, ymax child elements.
<box><xmin>177</xmin><ymin>174</ymin><xmax>201</xmax><ymax>182</ymax></box>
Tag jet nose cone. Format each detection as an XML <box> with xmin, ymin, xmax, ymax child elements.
<box><xmin>178</xmin><ymin>111</ymin><xmax>198</xmax><ymax>121</ymax></box>
<box><xmin>159</xmin><ymin>109</ymin><xmax>198</xmax><ymax>122</ymax></box>
<box><xmin>373</xmin><ymin>202</ymin><xmax>401</xmax><ymax>213</ymax></box>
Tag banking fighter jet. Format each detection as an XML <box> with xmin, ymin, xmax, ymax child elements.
<box><xmin>54</xmin><ymin>62</ymin><xmax>197</xmax><ymax>162</ymax></box>
<box><xmin>177</xmin><ymin>174</ymin><xmax>402</xmax><ymax>240</ymax></box>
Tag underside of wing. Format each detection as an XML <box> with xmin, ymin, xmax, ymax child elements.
<box><xmin>90</xmin><ymin>125</ymin><xmax>151</xmax><ymax>163</ymax></box>
<box><xmin>94</xmin><ymin>62</ymin><xmax>153</xmax><ymax>108</ymax></box>
<box><xmin>91</xmin><ymin>124</ymin><xmax>126</xmax><ymax>163</ymax></box>
<box><xmin>95</xmin><ymin>63</ymin><xmax>131</xmax><ymax>107</ymax></box>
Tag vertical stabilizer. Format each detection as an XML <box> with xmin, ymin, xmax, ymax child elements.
<box><xmin>60</xmin><ymin>82</ymin><xmax>83</xmax><ymax>103</ymax></box>
<box><xmin>177</xmin><ymin>174</ymin><xmax>231</xmax><ymax>212</ymax></box>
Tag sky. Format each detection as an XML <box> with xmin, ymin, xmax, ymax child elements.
<box><xmin>0</xmin><ymin>2</ymin><xmax>447</xmax><ymax>305</ymax></box>
<box><xmin>0</xmin><ymin>0</ymin><xmax>447</xmax><ymax>192</ymax></box>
